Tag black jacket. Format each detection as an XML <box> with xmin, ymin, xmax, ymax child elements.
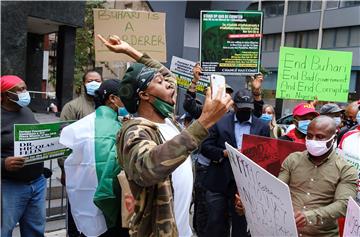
<box><xmin>201</xmin><ymin>112</ymin><xmax>270</xmax><ymax>194</ymax></box>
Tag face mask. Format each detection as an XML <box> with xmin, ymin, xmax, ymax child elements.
<box><xmin>306</xmin><ymin>135</ymin><xmax>335</xmax><ymax>157</ymax></box>
<box><xmin>151</xmin><ymin>96</ymin><xmax>174</xmax><ymax>118</ymax></box>
<box><xmin>296</xmin><ymin>120</ymin><xmax>311</xmax><ymax>135</ymax></box>
<box><xmin>356</xmin><ymin>111</ymin><xmax>360</xmax><ymax>125</ymax></box>
<box><xmin>118</xmin><ymin>106</ymin><xmax>129</xmax><ymax>117</ymax></box>
<box><xmin>344</xmin><ymin>119</ymin><xmax>357</xmax><ymax>129</ymax></box>
<box><xmin>8</xmin><ymin>91</ymin><xmax>31</xmax><ymax>107</ymax></box>
<box><xmin>236</xmin><ymin>110</ymin><xmax>252</xmax><ymax>122</ymax></box>
<box><xmin>333</xmin><ymin>117</ymin><xmax>342</xmax><ymax>127</ymax></box>
<box><xmin>260</xmin><ymin>113</ymin><xmax>273</xmax><ymax>122</ymax></box>
<box><xmin>85</xmin><ymin>81</ymin><xmax>101</xmax><ymax>96</ymax></box>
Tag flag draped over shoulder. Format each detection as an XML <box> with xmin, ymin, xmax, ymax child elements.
<box><xmin>59</xmin><ymin>106</ymin><xmax>122</xmax><ymax>237</ymax></box>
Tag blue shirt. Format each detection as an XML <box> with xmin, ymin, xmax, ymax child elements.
<box><xmin>234</xmin><ymin>114</ymin><xmax>252</xmax><ymax>149</ymax></box>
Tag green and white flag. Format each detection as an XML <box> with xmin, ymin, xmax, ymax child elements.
<box><xmin>60</xmin><ymin>106</ymin><xmax>122</xmax><ymax>236</ymax></box>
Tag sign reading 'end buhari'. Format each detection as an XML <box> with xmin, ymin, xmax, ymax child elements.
<box><xmin>276</xmin><ymin>47</ymin><xmax>352</xmax><ymax>102</ymax></box>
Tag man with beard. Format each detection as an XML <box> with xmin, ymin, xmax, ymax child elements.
<box><xmin>98</xmin><ymin>34</ymin><xmax>233</xmax><ymax>237</ymax></box>
<box><xmin>200</xmin><ymin>89</ymin><xmax>270</xmax><ymax>237</ymax></box>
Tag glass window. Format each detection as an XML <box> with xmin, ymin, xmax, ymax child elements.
<box><xmin>285</xmin><ymin>32</ymin><xmax>296</xmax><ymax>47</ymax></box>
<box><xmin>311</xmin><ymin>0</ymin><xmax>322</xmax><ymax>11</ymax></box>
<box><xmin>339</xmin><ymin>0</ymin><xmax>360</xmax><ymax>7</ymax></box>
<box><xmin>297</xmin><ymin>32</ymin><xmax>308</xmax><ymax>48</ymax></box>
<box><xmin>349</xmin><ymin>26</ymin><xmax>360</xmax><ymax>47</ymax></box>
<box><xmin>288</xmin><ymin>1</ymin><xmax>300</xmax><ymax>15</ymax></box>
<box><xmin>335</xmin><ymin>28</ymin><xmax>349</xmax><ymax>47</ymax></box>
<box><xmin>299</xmin><ymin>1</ymin><xmax>311</xmax><ymax>13</ymax></box>
<box><xmin>274</xmin><ymin>34</ymin><xmax>281</xmax><ymax>51</ymax></box>
<box><xmin>307</xmin><ymin>31</ymin><xmax>319</xmax><ymax>48</ymax></box>
<box><xmin>322</xmin><ymin>29</ymin><xmax>336</xmax><ymax>48</ymax></box>
<box><xmin>326</xmin><ymin>0</ymin><xmax>339</xmax><ymax>9</ymax></box>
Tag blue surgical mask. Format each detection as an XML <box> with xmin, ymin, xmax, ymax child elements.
<box><xmin>260</xmin><ymin>113</ymin><xmax>273</xmax><ymax>122</ymax></box>
<box><xmin>356</xmin><ymin>111</ymin><xmax>360</xmax><ymax>125</ymax></box>
<box><xmin>333</xmin><ymin>117</ymin><xmax>342</xmax><ymax>127</ymax></box>
<box><xmin>118</xmin><ymin>106</ymin><xmax>129</xmax><ymax>117</ymax></box>
<box><xmin>8</xmin><ymin>91</ymin><xmax>31</xmax><ymax>107</ymax></box>
<box><xmin>85</xmin><ymin>81</ymin><xmax>101</xmax><ymax>96</ymax></box>
<box><xmin>297</xmin><ymin>120</ymin><xmax>311</xmax><ymax>135</ymax></box>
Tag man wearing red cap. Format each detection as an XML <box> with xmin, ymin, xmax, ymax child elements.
<box><xmin>279</xmin><ymin>103</ymin><xmax>319</xmax><ymax>143</ymax></box>
<box><xmin>1</xmin><ymin>75</ymin><xmax>46</xmax><ymax>237</ymax></box>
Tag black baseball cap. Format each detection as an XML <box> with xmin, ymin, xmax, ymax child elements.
<box><xmin>119</xmin><ymin>63</ymin><xmax>157</xmax><ymax>113</ymax></box>
<box><xmin>233</xmin><ymin>89</ymin><xmax>254</xmax><ymax>109</ymax></box>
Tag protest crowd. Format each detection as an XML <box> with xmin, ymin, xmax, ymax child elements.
<box><xmin>1</xmin><ymin>33</ymin><xmax>360</xmax><ymax>237</ymax></box>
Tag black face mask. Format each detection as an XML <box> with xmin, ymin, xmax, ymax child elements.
<box><xmin>236</xmin><ymin>109</ymin><xmax>252</xmax><ymax>122</ymax></box>
<box><xmin>344</xmin><ymin>119</ymin><xmax>357</xmax><ymax>128</ymax></box>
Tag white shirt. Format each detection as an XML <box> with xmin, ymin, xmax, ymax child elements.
<box><xmin>156</xmin><ymin>118</ymin><xmax>193</xmax><ymax>237</ymax></box>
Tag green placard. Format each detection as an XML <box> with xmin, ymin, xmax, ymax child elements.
<box><xmin>276</xmin><ymin>47</ymin><xmax>352</xmax><ymax>102</ymax></box>
<box><xmin>14</xmin><ymin>121</ymin><xmax>74</xmax><ymax>165</ymax></box>
<box><xmin>200</xmin><ymin>10</ymin><xmax>263</xmax><ymax>75</ymax></box>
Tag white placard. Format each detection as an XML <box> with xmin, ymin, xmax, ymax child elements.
<box><xmin>225</xmin><ymin>142</ymin><xmax>298</xmax><ymax>237</ymax></box>
<box><xmin>344</xmin><ymin>197</ymin><xmax>360</xmax><ymax>237</ymax></box>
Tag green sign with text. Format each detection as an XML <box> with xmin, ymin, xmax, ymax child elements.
<box><xmin>276</xmin><ymin>47</ymin><xmax>352</xmax><ymax>102</ymax></box>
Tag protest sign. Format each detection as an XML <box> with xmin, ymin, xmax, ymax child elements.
<box><xmin>276</xmin><ymin>47</ymin><xmax>352</xmax><ymax>102</ymax></box>
<box><xmin>343</xmin><ymin>197</ymin><xmax>360</xmax><ymax>237</ymax></box>
<box><xmin>200</xmin><ymin>10</ymin><xmax>263</xmax><ymax>75</ymax></box>
<box><xmin>93</xmin><ymin>9</ymin><xmax>166</xmax><ymax>62</ymax></box>
<box><xmin>337</xmin><ymin>148</ymin><xmax>360</xmax><ymax>201</ymax></box>
<box><xmin>242</xmin><ymin>134</ymin><xmax>306</xmax><ymax>177</ymax></box>
<box><xmin>170</xmin><ymin>56</ymin><xmax>209</xmax><ymax>94</ymax></box>
<box><xmin>225</xmin><ymin>143</ymin><xmax>298</xmax><ymax>237</ymax></box>
<box><xmin>14</xmin><ymin>121</ymin><xmax>74</xmax><ymax>165</ymax></box>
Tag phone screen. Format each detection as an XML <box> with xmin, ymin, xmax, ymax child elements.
<box><xmin>211</xmin><ymin>74</ymin><xmax>226</xmax><ymax>99</ymax></box>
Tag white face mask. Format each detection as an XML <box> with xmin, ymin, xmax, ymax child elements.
<box><xmin>333</xmin><ymin>117</ymin><xmax>342</xmax><ymax>127</ymax></box>
<box><xmin>306</xmin><ymin>135</ymin><xmax>335</xmax><ymax>157</ymax></box>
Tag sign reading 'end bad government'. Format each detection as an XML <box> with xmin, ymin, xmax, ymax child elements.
<box><xmin>276</xmin><ymin>47</ymin><xmax>352</xmax><ymax>102</ymax></box>
<box><xmin>200</xmin><ymin>10</ymin><xmax>263</xmax><ymax>75</ymax></box>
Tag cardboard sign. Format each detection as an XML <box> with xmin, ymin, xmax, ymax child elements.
<box><xmin>94</xmin><ymin>9</ymin><xmax>166</xmax><ymax>62</ymax></box>
<box><xmin>226</xmin><ymin>143</ymin><xmax>298</xmax><ymax>237</ymax></box>
<box><xmin>200</xmin><ymin>10</ymin><xmax>263</xmax><ymax>75</ymax></box>
<box><xmin>14</xmin><ymin>121</ymin><xmax>74</xmax><ymax>165</ymax></box>
<box><xmin>170</xmin><ymin>56</ymin><xmax>209</xmax><ymax>94</ymax></box>
<box><xmin>343</xmin><ymin>197</ymin><xmax>360</xmax><ymax>237</ymax></box>
<box><xmin>276</xmin><ymin>47</ymin><xmax>352</xmax><ymax>102</ymax></box>
<box><xmin>242</xmin><ymin>134</ymin><xmax>306</xmax><ymax>177</ymax></box>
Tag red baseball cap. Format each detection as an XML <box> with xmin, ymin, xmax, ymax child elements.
<box><xmin>293</xmin><ymin>103</ymin><xmax>319</xmax><ymax>117</ymax></box>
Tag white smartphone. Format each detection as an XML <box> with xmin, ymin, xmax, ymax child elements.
<box><xmin>210</xmin><ymin>74</ymin><xmax>226</xmax><ymax>99</ymax></box>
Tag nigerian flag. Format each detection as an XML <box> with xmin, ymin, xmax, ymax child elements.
<box><xmin>60</xmin><ymin>106</ymin><xmax>122</xmax><ymax>237</ymax></box>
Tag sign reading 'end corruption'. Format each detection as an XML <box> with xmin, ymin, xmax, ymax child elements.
<box><xmin>276</xmin><ymin>47</ymin><xmax>352</xmax><ymax>102</ymax></box>
<box><xmin>94</xmin><ymin>9</ymin><xmax>166</xmax><ymax>62</ymax></box>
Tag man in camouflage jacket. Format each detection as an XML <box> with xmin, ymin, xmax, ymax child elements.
<box><xmin>98</xmin><ymin>34</ymin><xmax>233</xmax><ymax>237</ymax></box>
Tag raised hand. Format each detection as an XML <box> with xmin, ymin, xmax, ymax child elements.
<box><xmin>97</xmin><ymin>34</ymin><xmax>142</xmax><ymax>60</ymax></box>
<box><xmin>198</xmin><ymin>86</ymin><xmax>233</xmax><ymax>129</ymax></box>
<box><xmin>192</xmin><ymin>63</ymin><xmax>203</xmax><ymax>83</ymax></box>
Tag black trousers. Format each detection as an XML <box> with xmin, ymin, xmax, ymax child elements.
<box><xmin>204</xmin><ymin>185</ymin><xmax>250</xmax><ymax>237</ymax></box>
<box><xmin>193</xmin><ymin>162</ymin><xmax>209</xmax><ymax>237</ymax></box>
<box><xmin>67</xmin><ymin>201</ymin><xmax>129</xmax><ymax>237</ymax></box>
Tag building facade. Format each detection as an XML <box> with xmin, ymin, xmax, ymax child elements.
<box><xmin>1</xmin><ymin>1</ymin><xmax>86</xmax><ymax>112</ymax></box>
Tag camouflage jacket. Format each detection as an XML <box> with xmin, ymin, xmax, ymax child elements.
<box><xmin>117</xmin><ymin>54</ymin><xmax>209</xmax><ymax>236</ymax></box>
<box><xmin>117</xmin><ymin>119</ymin><xmax>208</xmax><ymax>237</ymax></box>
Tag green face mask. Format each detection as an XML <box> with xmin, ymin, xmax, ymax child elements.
<box><xmin>151</xmin><ymin>96</ymin><xmax>174</xmax><ymax>118</ymax></box>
